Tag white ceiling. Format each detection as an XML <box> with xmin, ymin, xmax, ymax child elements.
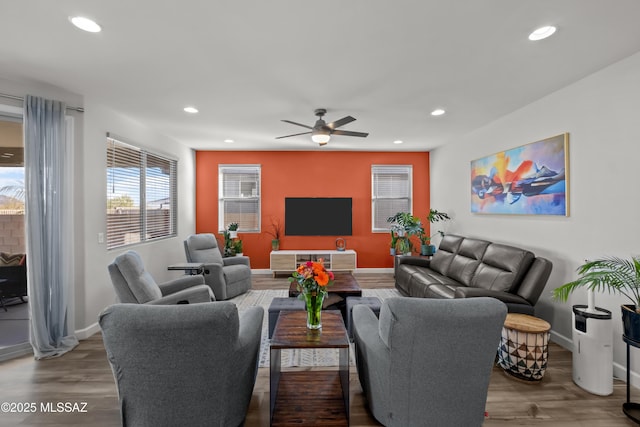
<box><xmin>2</xmin><ymin>1</ymin><xmax>640</xmax><ymax>152</ymax></box>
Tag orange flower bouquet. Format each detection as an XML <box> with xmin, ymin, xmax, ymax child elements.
<box><xmin>288</xmin><ymin>260</ymin><xmax>334</xmax><ymax>329</ymax></box>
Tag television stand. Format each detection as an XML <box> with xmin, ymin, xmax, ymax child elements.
<box><xmin>270</xmin><ymin>250</ymin><xmax>357</xmax><ymax>277</ymax></box>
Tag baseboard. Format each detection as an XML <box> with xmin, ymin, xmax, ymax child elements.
<box><xmin>75</xmin><ymin>322</ymin><xmax>100</xmax><ymax>340</ymax></box>
<box><xmin>550</xmin><ymin>330</ymin><xmax>572</xmax><ymax>351</ymax></box>
<box><xmin>0</xmin><ymin>342</ymin><xmax>32</xmax><ymax>362</ymax></box>
<box><xmin>354</xmin><ymin>268</ymin><xmax>394</xmax><ymax>274</ymax></box>
<box><xmin>252</xmin><ymin>268</ymin><xmax>394</xmax><ymax>275</ymax></box>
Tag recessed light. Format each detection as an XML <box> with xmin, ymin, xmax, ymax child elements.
<box><xmin>69</xmin><ymin>16</ymin><xmax>102</xmax><ymax>33</ymax></box>
<box><xmin>183</xmin><ymin>106</ymin><xmax>199</xmax><ymax>114</ymax></box>
<box><xmin>431</xmin><ymin>109</ymin><xmax>445</xmax><ymax>116</ymax></box>
<box><xmin>529</xmin><ymin>26</ymin><xmax>556</xmax><ymax>41</ymax></box>
<box><xmin>224</xmin><ymin>139</ymin><xmax>235</xmax><ymax>143</ymax></box>
<box><xmin>393</xmin><ymin>140</ymin><xmax>404</xmax><ymax>144</ymax></box>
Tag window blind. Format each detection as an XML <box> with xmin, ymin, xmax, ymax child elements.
<box><xmin>371</xmin><ymin>165</ymin><xmax>412</xmax><ymax>231</ymax></box>
<box><xmin>219</xmin><ymin>165</ymin><xmax>260</xmax><ymax>232</ymax></box>
<box><xmin>106</xmin><ymin>136</ymin><xmax>177</xmax><ymax>249</ymax></box>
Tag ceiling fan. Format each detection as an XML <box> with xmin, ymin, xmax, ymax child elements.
<box><xmin>276</xmin><ymin>108</ymin><xmax>369</xmax><ymax>146</ymax></box>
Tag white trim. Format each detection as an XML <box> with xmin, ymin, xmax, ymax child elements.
<box><xmin>75</xmin><ymin>322</ymin><xmax>101</xmax><ymax>340</ymax></box>
<box><xmin>0</xmin><ymin>342</ymin><xmax>32</xmax><ymax>362</ymax></box>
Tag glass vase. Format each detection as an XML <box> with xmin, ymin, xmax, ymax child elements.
<box><xmin>303</xmin><ymin>289</ymin><xmax>325</xmax><ymax>330</ymax></box>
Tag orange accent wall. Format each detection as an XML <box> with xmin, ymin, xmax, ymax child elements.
<box><xmin>195</xmin><ymin>151</ymin><xmax>430</xmax><ymax>269</ymax></box>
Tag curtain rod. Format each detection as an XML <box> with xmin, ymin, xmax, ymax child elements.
<box><xmin>0</xmin><ymin>93</ymin><xmax>84</xmax><ymax>113</ymax></box>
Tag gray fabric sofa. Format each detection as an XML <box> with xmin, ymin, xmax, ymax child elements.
<box><xmin>395</xmin><ymin>234</ymin><xmax>552</xmax><ymax>315</ymax></box>
<box><xmin>99</xmin><ymin>302</ymin><xmax>263</xmax><ymax>427</ymax></box>
<box><xmin>353</xmin><ymin>297</ymin><xmax>507</xmax><ymax>426</ymax></box>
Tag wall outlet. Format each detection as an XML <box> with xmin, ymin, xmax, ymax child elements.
<box><xmin>98</xmin><ymin>232</ymin><xmax>104</xmax><ymax>244</ymax></box>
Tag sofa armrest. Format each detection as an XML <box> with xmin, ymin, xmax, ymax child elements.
<box><xmin>396</xmin><ymin>255</ymin><xmax>431</xmax><ymax>269</ymax></box>
<box><xmin>453</xmin><ymin>287</ymin><xmax>531</xmax><ymax>306</ymax></box>
<box><xmin>146</xmin><ymin>285</ymin><xmax>213</xmax><ymax>305</ymax></box>
<box><xmin>158</xmin><ymin>275</ymin><xmax>207</xmax><ymax>296</ymax></box>
<box><xmin>223</xmin><ymin>256</ymin><xmax>251</xmax><ymax>268</ymax></box>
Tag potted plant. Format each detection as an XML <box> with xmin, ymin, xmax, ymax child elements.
<box><xmin>266</xmin><ymin>217</ymin><xmax>282</xmax><ymax>251</ymax></box>
<box><xmin>228</xmin><ymin>222</ymin><xmax>239</xmax><ymax>239</ymax></box>
<box><xmin>234</xmin><ymin>239</ymin><xmax>243</xmax><ymax>256</ymax></box>
<box><xmin>387</xmin><ymin>212</ymin><xmax>421</xmax><ymax>255</ymax></box>
<box><xmin>221</xmin><ymin>230</ymin><xmax>235</xmax><ymax>257</ymax></box>
<box><xmin>389</xmin><ymin>231</ymin><xmax>399</xmax><ymax>256</ymax></box>
<box><xmin>419</xmin><ymin>209</ymin><xmax>451</xmax><ymax>255</ymax></box>
<box><xmin>553</xmin><ymin>256</ymin><xmax>640</xmax><ymax>341</ymax></box>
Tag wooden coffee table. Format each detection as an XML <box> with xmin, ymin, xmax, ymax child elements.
<box><xmin>270</xmin><ymin>311</ymin><xmax>350</xmax><ymax>426</ymax></box>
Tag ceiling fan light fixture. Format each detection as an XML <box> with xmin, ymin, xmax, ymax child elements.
<box><xmin>311</xmin><ymin>132</ymin><xmax>331</xmax><ymax>144</ymax></box>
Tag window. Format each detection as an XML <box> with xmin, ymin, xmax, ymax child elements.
<box><xmin>219</xmin><ymin>165</ymin><xmax>260</xmax><ymax>232</ymax></box>
<box><xmin>106</xmin><ymin>134</ymin><xmax>177</xmax><ymax>249</ymax></box>
<box><xmin>371</xmin><ymin>165</ymin><xmax>412</xmax><ymax>231</ymax></box>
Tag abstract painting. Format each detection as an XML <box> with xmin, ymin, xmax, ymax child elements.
<box><xmin>471</xmin><ymin>133</ymin><xmax>569</xmax><ymax>215</ymax></box>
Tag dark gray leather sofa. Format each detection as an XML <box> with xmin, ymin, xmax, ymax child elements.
<box><xmin>395</xmin><ymin>234</ymin><xmax>552</xmax><ymax>315</ymax></box>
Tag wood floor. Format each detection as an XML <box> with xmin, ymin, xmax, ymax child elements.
<box><xmin>0</xmin><ymin>273</ymin><xmax>637</xmax><ymax>426</ymax></box>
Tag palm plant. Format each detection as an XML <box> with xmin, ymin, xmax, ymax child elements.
<box><xmin>553</xmin><ymin>256</ymin><xmax>640</xmax><ymax>312</ymax></box>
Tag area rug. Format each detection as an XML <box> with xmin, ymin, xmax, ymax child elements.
<box><xmin>229</xmin><ymin>288</ymin><xmax>402</xmax><ymax>368</ymax></box>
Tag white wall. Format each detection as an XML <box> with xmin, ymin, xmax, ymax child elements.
<box><xmin>430</xmin><ymin>51</ymin><xmax>640</xmax><ymax>384</ymax></box>
<box><xmin>0</xmin><ymin>76</ymin><xmax>197</xmax><ymax>338</ymax></box>
<box><xmin>80</xmin><ymin>99</ymin><xmax>197</xmax><ymax>333</ymax></box>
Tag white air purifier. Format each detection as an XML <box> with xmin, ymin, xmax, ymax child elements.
<box><xmin>572</xmin><ymin>292</ymin><xmax>613</xmax><ymax>396</ymax></box>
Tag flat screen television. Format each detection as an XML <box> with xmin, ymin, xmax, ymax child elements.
<box><xmin>285</xmin><ymin>197</ymin><xmax>352</xmax><ymax>236</ymax></box>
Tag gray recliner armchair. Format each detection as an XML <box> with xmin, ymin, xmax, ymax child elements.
<box><xmin>184</xmin><ymin>233</ymin><xmax>252</xmax><ymax>300</ymax></box>
<box><xmin>353</xmin><ymin>297</ymin><xmax>507</xmax><ymax>427</ymax></box>
<box><xmin>99</xmin><ymin>302</ymin><xmax>264</xmax><ymax>427</ymax></box>
<box><xmin>108</xmin><ymin>250</ymin><xmax>214</xmax><ymax>304</ymax></box>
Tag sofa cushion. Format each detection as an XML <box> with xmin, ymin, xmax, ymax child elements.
<box><xmin>471</xmin><ymin>244</ymin><xmax>534</xmax><ymax>292</ymax></box>
<box><xmin>424</xmin><ymin>283</ymin><xmax>466</xmax><ymax>299</ymax></box>
<box><xmin>116</xmin><ymin>252</ymin><xmax>163</xmax><ymax>303</ymax></box>
<box><xmin>429</xmin><ymin>235</ymin><xmax>463</xmax><ymax>276</ymax></box>
<box><xmin>409</xmin><ymin>271</ymin><xmax>461</xmax><ymax>298</ymax></box>
<box><xmin>447</xmin><ymin>238</ymin><xmax>490</xmax><ymax>286</ymax></box>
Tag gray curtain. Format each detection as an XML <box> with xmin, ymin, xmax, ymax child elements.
<box><xmin>24</xmin><ymin>95</ymin><xmax>78</xmax><ymax>359</ymax></box>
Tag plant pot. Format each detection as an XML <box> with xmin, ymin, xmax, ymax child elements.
<box><xmin>229</xmin><ymin>230</ymin><xmax>238</xmax><ymax>239</ymax></box>
<box><xmin>271</xmin><ymin>239</ymin><xmax>280</xmax><ymax>251</ymax></box>
<box><xmin>420</xmin><ymin>244</ymin><xmax>436</xmax><ymax>256</ymax></box>
<box><xmin>235</xmin><ymin>252</ymin><xmax>243</xmax><ymax>257</ymax></box>
<box><xmin>390</xmin><ymin>248</ymin><xmax>396</xmax><ymax>256</ymax></box>
<box><xmin>622</xmin><ymin>305</ymin><xmax>640</xmax><ymax>343</ymax></box>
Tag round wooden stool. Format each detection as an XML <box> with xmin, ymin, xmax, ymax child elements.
<box><xmin>497</xmin><ymin>313</ymin><xmax>551</xmax><ymax>381</ymax></box>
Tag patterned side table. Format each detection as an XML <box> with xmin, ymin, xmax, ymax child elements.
<box><xmin>497</xmin><ymin>313</ymin><xmax>551</xmax><ymax>381</ymax></box>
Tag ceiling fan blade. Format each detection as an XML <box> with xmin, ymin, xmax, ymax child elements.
<box><xmin>275</xmin><ymin>131</ymin><xmax>312</xmax><ymax>139</ymax></box>
<box><xmin>326</xmin><ymin>116</ymin><xmax>356</xmax><ymax>130</ymax></box>
<box><xmin>331</xmin><ymin>130</ymin><xmax>369</xmax><ymax>138</ymax></box>
<box><xmin>281</xmin><ymin>120</ymin><xmax>313</xmax><ymax>130</ymax></box>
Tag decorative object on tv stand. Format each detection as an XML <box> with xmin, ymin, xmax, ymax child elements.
<box><xmin>265</xmin><ymin>216</ymin><xmax>282</xmax><ymax>251</ymax></box>
<box><xmin>471</xmin><ymin>133</ymin><xmax>569</xmax><ymax>216</ymax></box>
<box><xmin>418</xmin><ymin>209</ymin><xmax>451</xmax><ymax>256</ymax></box>
<box><xmin>288</xmin><ymin>259</ymin><xmax>335</xmax><ymax>329</ymax></box>
<box><xmin>335</xmin><ymin>238</ymin><xmax>346</xmax><ymax>251</ymax></box>
<box><xmin>227</xmin><ymin>222</ymin><xmax>239</xmax><ymax>239</ymax></box>
<box><xmin>386</xmin><ymin>212</ymin><xmax>421</xmax><ymax>255</ymax></box>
